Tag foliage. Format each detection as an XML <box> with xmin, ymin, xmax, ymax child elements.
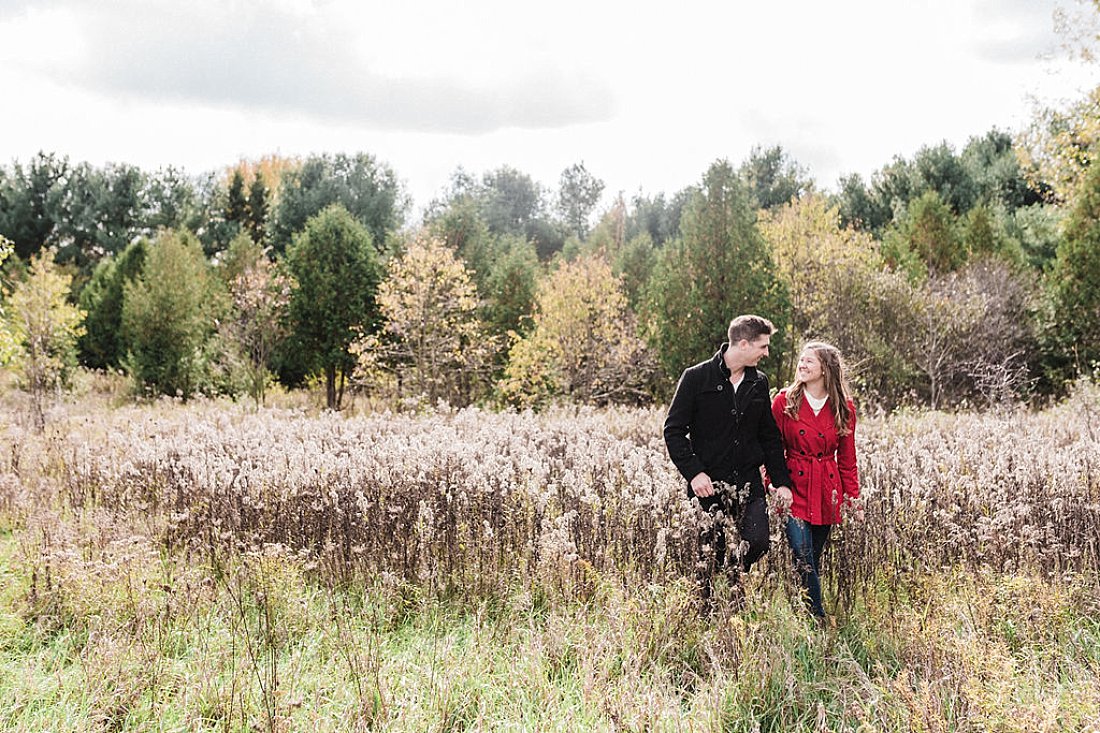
<box><xmin>1053</xmin><ymin>0</ymin><xmax>1100</xmax><ymax>64</ymax></box>
<box><xmin>217</xmin><ymin>230</ymin><xmax>265</xmax><ymax>288</ymax></box>
<box><xmin>284</xmin><ymin>204</ymin><xmax>382</xmax><ymax>410</ymax></box>
<box><xmin>556</xmin><ymin>161</ymin><xmax>605</xmax><ymax>239</ymax></box>
<box><xmin>0</xmin><ymin>151</ymin><xmax>67</xmax><ymax>261</ymax></box>
<box><xmin>0</xmin><ymin>140</ymin><xmax>1082</xmax><ymax>409</ymax></box>
<box><xmin>643</xmin><ymin>160</ymin><xmax>790</xmax><ymax>383</ymax></box>
<box><xmin>625</xmin><ymin>188</ymin><xmax>691</xmax><ymax>247</ymax></box>
<box><xmin>273</xmin><ymin>153</ymin><xmax>405</xmax><ymax>254</ymax></box>
<box><xmin>759</xmin><ymin>195</ymin><xmax>920</xmax><ymax>405</ymax></box>
<box><xmin>53</xmin><ymin>161</ymin><xmax>147</xmax><ymax>269</ymax></box>
<box><xmin>960</xmin><ymin>128</ymin><xmax>1042</xmax><ymax>209</ymax></box>
<box><xmin>121</xmin><ymin>229</ymin><xmax>226</xmax><ymax>398</ymax></box>
<box><xmin>737</xmin><ymin>144</ymin><xmax>813</xmax><ymax>210</ymax></box>
<box><xmin>478</xmin><ymin>166</ymin><xmax>546</xmax><ymax>239</ymax></box>
<box><xmin>960</xmin><ymin>203</ymin><xmax>1009</xmax><ymax>263</ymax></box>
<box><xmin>582</xmin><ymin>195</ymin><xmax>627</xmax><ymax>259</ymax></box>
<box><xmin>881</xmin><ymin>189</ymin><xmax>961</xmax><ymax>276</ymax></box>
<box><xmin>1003</xmin><ymin>203</ymin><xmax>1064</xmax><ymax>272</ymax></box>
<box><xmin>0</xmin><ymin>154</ymin><xmax>201</xmax><ymax>274</ymax></box>
<box><xmin>1017</xmin><ymin>84</ymin><xmax>1100</xmax><ymax>205</ymax></box>
<box><xmin>225</xmin><ymin>168</ymin><xmax>248</xmax><ymax>226</ymax></box>
<box><xmin>587</xmin><ymin>197</ymin><xmax>658</xmax><ymax>310</ymax></box>
<box><xmin>3</xmin><ymin>249</ymin><xmax>86</xmax><ymax>429</ymax></box>
<box><xmin>499</xmin><ymin>254</ymin><xmax>657</xmax><ymax>408</ymax></box>
<box><xmin>615</xmin><ymin>232</ymin><xmax>657</xmax><ymax>311</ymax></box>
<box><xmin>1047</xmin><ymin>160</ymin><xmax>1100</xmax><ymax>377</ymax></box>
<box><xmin>245</xmin><ymin>172</ymin><xmax>271</xmax><ymax>245</ymax></box>
<box><xmin>426</xmin><ymin>196</ymin><xmax>495</xmax><ymax>285</ymax></box>
<box><xmin>482</xmin><ymin>234</ymin><xmax>540</xmax><ymax>339</ymax></box>
<box><xmin>219</xmin><ymin>163</ymin><xmax>276</xmax><ymax>248</ymax></box>
<box><xmin>423</xmin><ymin>198</ymin><xmax>540</xmax><ymax>342</ymax></box>
<box><xmin>0</xmin><ymin>236</ymin><xmax>16</xmax><ymax>365</ymax></box>
<box><xmin>143</xmin><ymin>165</ymin><xmax>202</xmax><ymax>233</ymax></box>
<box><xmin>358</xmin><ymin>236</ymin><xmax>496</xmax><ymax>406</ymax></box>
<box><xmin>427</xmin><ymin>166</ymin><xmax>565</xmax><ymax>260</ymax></box>
<box><xmin>77</xmin><ymin>238</ymin><xmax>148</xmax><ymax>370</ymax></box>
<box><xmin>903</xmin><ymin>260</ymin><xmax>1037</xmax><ymax>408</ymax></box>
<box><xmin>836</xmin><ymin>132</ymin><xmax>1036</xmax><ymax>236</ymax></box>
<box><xmin>832</xmin><ymin>172</ymin><xmax>880</xmax><ymax>238</ymax></box>
<box><xmin>220</xmin><ymin>234</ymin><xmax>292</xmax><ymax>406</ymax></box>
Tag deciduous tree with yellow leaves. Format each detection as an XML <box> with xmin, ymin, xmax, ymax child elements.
<box><xmin>357</xmin><ymin>236</ymin><xmax>496</xmax><ymax>407</ymax></box>
<box><xmin>4</xmin><ymin>247</ymin><xmax>86</xmax><ymax>429</ymax></box>
<box><xmin>498</xmin><ymin>254</ymin><xmax>657</xmax><ymax>409</ymax></box>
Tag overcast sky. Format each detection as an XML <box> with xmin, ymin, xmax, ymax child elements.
<box><xmin>1</xmin><ymin>0</ymin><xmax>1098</xmax><ymax>217</ymax></box>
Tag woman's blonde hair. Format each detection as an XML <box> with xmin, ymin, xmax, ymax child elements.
<box><xmin>784</xmin><ymin>341</ymin><xmax>854</xmax><ymax>435</ymax></box>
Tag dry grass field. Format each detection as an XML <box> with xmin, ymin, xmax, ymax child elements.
<box><xmin>1</xmin><ymin>377</ymin><xmax>1098</xmax><ymax>731</ymax></box>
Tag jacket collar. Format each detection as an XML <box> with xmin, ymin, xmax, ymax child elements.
<box><xmin>712</xmin><ymin>343</ymin><xmax>762</xmax><ymax>383</ymax></box>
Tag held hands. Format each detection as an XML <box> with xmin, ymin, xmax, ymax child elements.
<box><xmin>690</xmin><ymin>472</ymin><xmax>715</xmax><ymax>497</ymax></box>
<box><xmin>773</xmin><ymin>485</ymin><xmax>793</xmax><ymax>515</ymax></box>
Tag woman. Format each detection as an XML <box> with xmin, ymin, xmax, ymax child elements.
<box><xmin>771</xmin><ymin>341</ymin><xmax>860</xmax><ymax>620</ymax></box>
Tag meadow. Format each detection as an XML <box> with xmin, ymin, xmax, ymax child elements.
<box><xmin>0</xmin><ymin>379</ymin><xmax>1098</xmax><ymax>732</ymax></box>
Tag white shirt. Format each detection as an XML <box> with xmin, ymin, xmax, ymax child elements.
<box><xmin>805</xmin><ymin>391</ymin><xmax>828</xmax><ymax>415</ymax></box>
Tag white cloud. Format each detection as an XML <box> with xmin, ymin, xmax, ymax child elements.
<box><xmin>4</xmin><ymin>0</ymin><xmax>615</xmax><ymax>132</ymax></box>
<box><xmin>1</xmin><ymin>0</ymin><xmax>1098</xmax><ymax>213</ymax></box>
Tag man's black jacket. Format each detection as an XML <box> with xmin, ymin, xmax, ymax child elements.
<box><xmin>663</xmin><ymin>344</ymin><xmax>792</xmax><ymax>495</ymax></box>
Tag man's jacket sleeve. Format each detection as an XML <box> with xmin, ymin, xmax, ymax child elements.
<box><xmin>663</xmin><ymin>368</ymin><xmax>706</xmax><ymax>482</ymax></box>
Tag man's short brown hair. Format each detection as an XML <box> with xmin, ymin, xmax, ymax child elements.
<box><xmin>728</xmin><ymin>314</ymin><xmax>776</xmax><ymax>344</ymax></box>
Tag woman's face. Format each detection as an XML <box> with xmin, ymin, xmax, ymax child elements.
<box><xmin>796</xmin><ymin>349</ymin><xmax>824</xmax><ymax>385</ymax></box>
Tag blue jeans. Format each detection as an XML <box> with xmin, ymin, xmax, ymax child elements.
<box><xmin>785</xmin><ymin>517</ymin><xmax>832</xmax><ymax>618</ymax></box>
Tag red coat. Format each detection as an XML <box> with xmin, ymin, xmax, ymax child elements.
<box><xmin>771</xmin><ymin>389</ymin><xmax>859</xmax><ymax>525</ymax></box>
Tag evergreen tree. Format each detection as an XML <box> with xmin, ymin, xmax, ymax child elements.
<box><xmin>284</xmin><ymin>204</ymin><xmax>381</xmax><ymax>410</ymax></box>
<box><xmin>122</xmin><ymin>230</ymin><xmax>225</xmax><ymax>398</ymax></box>
<box><xmin>226</xmin><ymin>169</ymin><xmax>248</xmax><ymax>225</ymax></box>
<box><xmin>245</xmin><ymin>174</ymin><xmax>270</xmax><ymax>244</ymax></box>
<box><xmin>1048</xmin><ymin>162</ymin><xmax>1100</xmax><ymax>377</ymax></box>
<box><xmin>78</xmin><ymin>238</ymin><xmax>148</xmax><ymax>369</ymax></box>
<box><xmin>643</xmin><ymin>160</ymin><xmax>790</xmax><ymax>384</ymax></box>
<box><xmin>273</xmin><ymin>153</ymin><xmax>403</xmax><ymax>254</ymax></box>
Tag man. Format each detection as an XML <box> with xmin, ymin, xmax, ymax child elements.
<box><xmin>663</xmin><ymin>314</ymin><xmax>793</xmax><ymax>593</ymax></box>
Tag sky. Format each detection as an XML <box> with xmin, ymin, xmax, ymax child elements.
<box><xmin>1</xmin><ymin>0</ymin><xmax>1098</xmax><ymax>219</ymax></box>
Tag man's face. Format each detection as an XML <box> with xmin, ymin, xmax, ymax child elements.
<box><xmin>738</xmin><ymin>334</ymin><xmax>771</xmax><ymax>366</ymax></box>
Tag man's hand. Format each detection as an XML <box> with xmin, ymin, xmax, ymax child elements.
<box><xmin>773</xmin><ymin>485</ymin><xmax>793</xmax><ymax>513</ymax></box>
<box><xmin>690</xmin><ymin>472</ymin><xmax>714</xmax><ymax>497</ymax></box>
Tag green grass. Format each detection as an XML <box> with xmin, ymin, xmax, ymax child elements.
<box><xmin>2</xmin><ymin>529</ymin><xmax>1098</xmax><ymax>732</ymax></box>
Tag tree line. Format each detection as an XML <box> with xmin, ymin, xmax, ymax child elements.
<box><xmin>1</xmin><ymin>94</ymin><xmax>1099</xmax><ymax>417</ymax></box>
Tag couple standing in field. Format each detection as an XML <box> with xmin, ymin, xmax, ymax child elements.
<box><xmin>663</xmin><ymin>315</ymin><xmax>861</xmax><ymax>620</ymax></box>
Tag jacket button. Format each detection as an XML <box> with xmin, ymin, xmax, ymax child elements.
<box><xmin>799</xmin><ymin>429</ymin><xmax>805</xmax><ymax>435</ymax></box>
<box><xmin>730</xmin><ymin>409</ymin><xmax>737</xmax><ymax>415</ymax></box>
<box><xmin>717</xmin><ymin>384</ymin><xmax>723</xmax><ymax>391</ymax></box>
<box><xmin>798</xmin><ymin>470</ymin><xmax>804</xmax><ymax>476</ymax></box>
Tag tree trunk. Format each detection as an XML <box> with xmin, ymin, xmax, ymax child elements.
<box><xmin>325</xmin><ymin>366</ymin><xmax>337</xmax><ymax>410</ymax></box>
